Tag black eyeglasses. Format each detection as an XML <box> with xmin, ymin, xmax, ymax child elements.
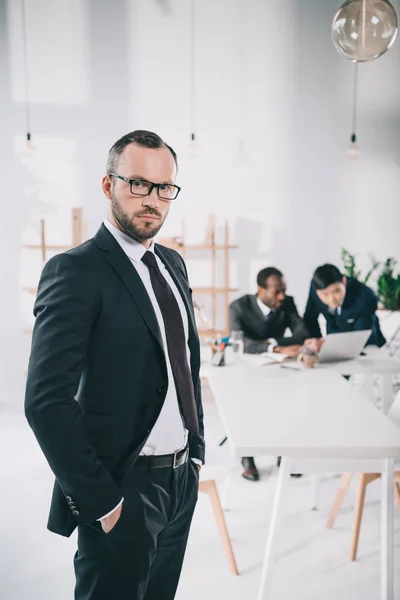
<box><xmin>109</xmin><ymin>173</ymin><xmax>181</xmax><ymax>201</ymax></box>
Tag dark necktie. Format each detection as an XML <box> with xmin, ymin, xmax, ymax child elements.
<box><xmin>266</xmin><ymin>310</ymin><xmax>275</xmax><ymax>323</ymax></box>
<box><xmin>334</xmin><ymin>307</ymin><xmax>343</xmax><ymax>330</ymax></box>
<box><xmin>141</xmin><ymin>251</ymin><xmax>199</xmax><ymax>437</ymax></box>
<box><xmin>264</xmin><ymin>310</ymin><xmax>275</xmax><ymax>336</ymax></box>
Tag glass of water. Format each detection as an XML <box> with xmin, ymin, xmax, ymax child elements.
<box><xmin>230</xmin><ymin>330</ymin><xmax>244</xmax><ymax>360</ymax></box>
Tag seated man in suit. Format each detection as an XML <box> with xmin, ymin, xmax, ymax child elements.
<box><xmin>304</xmin><ymin>263</ymin><xmax>386</xmax><ymax>348</ymax></box>
<box><xmin>229</xmin><ymin>266</ymin><xmax>310</xmax><ymax>481</ymax></box>
<box><xmin>230</xmin><ymin>266</ymin><xmax>309</xmax><ymax>357</ymax></box>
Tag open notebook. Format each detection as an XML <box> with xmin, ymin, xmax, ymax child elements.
<box><xmin>259</xmin><ymin>351</ymin><xmax>292</xmax><ymax>364</ymax></box>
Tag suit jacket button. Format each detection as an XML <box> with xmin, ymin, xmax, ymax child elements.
<box><xmin>66</xmin><ymin>496</ymin><xmax>72</xmax><ymax>502</ymax></box>
<box><xmin>72</xmin><ymin>510</ymin><xmax>80</xmax><ymax>517</ymax></box>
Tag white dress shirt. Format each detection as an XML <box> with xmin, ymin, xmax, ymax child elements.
<box><xmin>256</xmin><ymin>296</ymin><xmax>278</xmax><ymax>352</ymax></box>
<box><xmin>99</xmin><ymin>219</ymin><xmax>200</xmax><ymax>521</ymax></box>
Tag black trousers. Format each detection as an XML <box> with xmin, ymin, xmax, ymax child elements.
<box><xmin>74</xmin><ymin>459</ymin><xmax>199</xmax><ymax>600</ymax></box>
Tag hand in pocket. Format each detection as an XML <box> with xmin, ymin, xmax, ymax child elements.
<box><xmin>100</xmin><ymin>502</ymin><xmax>123</xmax><ymax>534</ymax></box>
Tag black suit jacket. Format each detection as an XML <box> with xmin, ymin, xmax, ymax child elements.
<box><xmin>229</xmin><ymin>294</ymin><xmax>309</xmax><ymax>354</ymax></box>
<box><xmin>25</xmin><ymin>225</ymin><xmax>205</xmax><ymax>538</ymax></box>
<box><xmin>304</xmin><ymin>277</ymin><xmax>386</xmax><ymax>347</ymax></box>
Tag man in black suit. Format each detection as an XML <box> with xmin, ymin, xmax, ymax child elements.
<box><xmin>304</xmin><ymin>264</ymin><xmax>386</xmax><ymax>348</ymax></box>
<box><xmin>25</xmin><ymin>130</ymin><xmax>205</xmax><ymax>600</ymax></box>
<box><xmin>229</xmin><ymin>267</ymin><xmax>310</xmax><ymax>480</ymax></box>
<box><xmin>230</xmin><ymin>267</ymin><xmax>309</xmax><ymax>356</ymax></box>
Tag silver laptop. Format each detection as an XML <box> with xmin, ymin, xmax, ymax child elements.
<box><xmin>318</xmin><ymin>330</ymin><xmax>372</xmax><ymax>363</ymax></box>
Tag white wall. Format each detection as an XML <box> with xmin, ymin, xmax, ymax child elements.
<box><xmin>2</xmin><ymin>0</ymin><xmax>400</xmax><ymax>394</ymax></box>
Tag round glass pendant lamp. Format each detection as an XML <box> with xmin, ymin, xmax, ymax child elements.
<box><xmin>332</xmin><ymin>0</ymin><xmax>398</xmax><ymax>62</ymax></box>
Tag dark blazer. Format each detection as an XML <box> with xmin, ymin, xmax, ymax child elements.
<box><xmin>304</xmin><ymin>277</ymin><xmax>386</xmax><ymax>347</ymax></box>
<box><xmin>25</xmin><ymin>224</ymin><xmax>205</xmax><ymax>538</ymax></box>
<box><xmin>229</xmin><ymin>294</ymin><xmax>309</xmax><ymax>354</ymax></box>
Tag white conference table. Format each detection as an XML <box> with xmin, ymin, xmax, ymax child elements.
<box><xmin>207</xmin><ymin>362</ymin><xmax>400</xmax><ymax>600</ymax></box>
<box><xmin>312</xmin><ymin>348</ymin><xmax>400</xmax><ymax>414</ymax></box>
<box><xmin>279</xmin><ymin>349</ymin><xmax>400</xmax><ymax>507</ymax></box>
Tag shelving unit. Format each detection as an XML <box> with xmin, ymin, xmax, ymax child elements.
<box><xmin>22</xmin><ymin>208</ymin><xmax>85</xmax><ymax>264</ymax></box>
<box><xmin>158</xmin><ymin>215</ymin><xmax>238</xmax><ymax>337</ymax></box>
<box><xmin>21</xmin><ymin>208</ymin><xmax>86</xmax><ymax>334</ymax></box>
<box><xmin>22</xmin><ymin>212</ymin><xmax>238</xmax><ymax>338</ymax></box>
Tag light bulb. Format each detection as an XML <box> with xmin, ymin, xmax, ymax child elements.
<box><xmin>347</xmin><ymin>134</ymin><xmax>361</xmax><ymax>157</ymax></box>
<box><xmin>21</xmin><ymin>133</ymin><xmax>36</xmax><ymax>159</ymax></box>
<box><xmin>332</xmin><ymin>0</ymin><xmax>398</xmax><ymax>62</ymax></box>
<box><xmin>189</xmin><ymin>133</ymin><xmax>202</xmax><ymax>158</ymax></box>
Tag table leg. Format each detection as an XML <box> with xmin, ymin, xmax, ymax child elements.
<box><xmin>362</xmin><ymin>374</ymin><xmax>375</xmax><ymax>404</ymax></box>
<box><xmin>310</xmin><ymin>474</ymin><xmax>319</xmax><ymax>510</ymax></box>
<box><xmin>258</xmin><ymin>456</ymin><xmax>292</xmax><ymax>600</ymax></box>
<box><xmin>379</xmin><ymin>374</ymin><xmax>393</xmax><ymax>415</ymax></box>
<box><xmin>222</xmin><ymin>473</ymin><xmax>232</xmax><ymax>510</ymax></box>
<box><xmin>381</xmin><ymin>457</ymin><xmax>394</xmax><ymax>600</ymax></box>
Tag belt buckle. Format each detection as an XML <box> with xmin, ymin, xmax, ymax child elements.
<box><xmin>173</xmin><ymin>450</ymin><xmax>179</xmax><ymax>469</ymax></box>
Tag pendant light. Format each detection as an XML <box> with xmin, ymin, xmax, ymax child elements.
<box><xmin>347</xmin><ymin>63</ymin><xmax>361</xmax><ymax>157</ymax></box>
<box><xmin>189</xmin><ymin>0</ymin><xmax>201</xmax><ymax>157</ymax></box>
<box><xmin>233</xmin><ymin>0</ymin><xmax>249</xmax><ymax>168</ymax></box>
<box><xmin>20</xmin><ymin>0</ymin><xmax>35</xmax><ymax>159</ymax></box>
<box><xmin>332</xmin><ymin>1</ymin><xmax>398</xmax><ymax>156</ymax></box>
<box><xmin>332</xmin><ymin>0</ymin><xmax>398</xmax><ymax>62</ymax></box>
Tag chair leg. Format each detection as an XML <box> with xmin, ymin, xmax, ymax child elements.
<box><xmin>394</xmin><ymin>483</ymin><xmax>400</xmax><ymax>515</ymax></box>
<box><xmin>201</xmin><ymin>480</ymin><xmax>239</xmax><ymax>575</ymax></box>
<box><xmin>326</xmin><ymin>473</ymin><xmax>353</xmax><ymax>529</ymax></box>
<box><xmin>350</xmin><ymin>473</ymin><xmax>375</xmax><ymax>561</ymax></box>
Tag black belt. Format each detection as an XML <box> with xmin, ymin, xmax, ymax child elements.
<box><xmin>134</xmin><ymin>447</ymin><xmax>189</xmax><ymax>470</ymax></box>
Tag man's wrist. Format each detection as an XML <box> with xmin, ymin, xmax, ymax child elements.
<box><xmin>98</xmin><ymin>498</ymin><xmax>124</xmax><ymax>522</ymax></box>
<box><xmin>267</xmin><ymin>338</ymin><xmax>278</xmax><ymax>354</ymax></box>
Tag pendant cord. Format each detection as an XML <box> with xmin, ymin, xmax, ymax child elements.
<box><xmin>238</xmin><ymin>0</ymin><xmax>246</xmax><ymax>142</ymax></box>
<box><xmin>21</xmin><ymin>0</ymin><xmax>31</xmax><ymax>139</ymax></box>
<box><xmin>190</xmin><ymin>0</ymin><xmax>196</xmax><ymax>140</ymax></box>
<box><xmin>351</xmin><ymin>62</ymin><xmax>359</xmax><ymax>142</ymax></box>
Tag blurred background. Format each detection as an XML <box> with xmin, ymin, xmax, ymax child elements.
<box><xmin>2</xmin><ymin>0</ymin><xmax>400</xmax><ymax>396</ymax></box>
<box><xmin>2</xmin><ymin>0</ymin><xmax>400</xmax><ymax>399</ymax></box>
<box><xmin>1</xmin><ymin>2</ymin><xmax>400</xmax><ymax>598</ymax></box>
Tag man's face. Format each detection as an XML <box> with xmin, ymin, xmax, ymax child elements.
<box><xmin>102</xmin><ymin>143</ymin><xmax>177</xmax><ymax>244</ymax></box>
<box><xmin>258</xmin><ymin>275</ymin><xmax>286</xmax><ymax>310</ymax></box>
<box><xmin>316</xmin><ymin>278</ymin><xmax>346</xmax><ymax>309</ymax></box>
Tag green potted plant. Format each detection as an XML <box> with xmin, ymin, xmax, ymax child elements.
<box><xmin>377</xmin><ymin>258</ymin><xmax>400</xmax><ymax>311</ymax></box>
<box><xmin>341</xmin><ymin>248</ymin><xmax>380</xmax><ymax>285</ymax></box>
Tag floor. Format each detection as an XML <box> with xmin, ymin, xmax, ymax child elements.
<box><xmin>1</xmin><ymin>383</ymin><xmax>399</xmax><ymax>600</ymax></box>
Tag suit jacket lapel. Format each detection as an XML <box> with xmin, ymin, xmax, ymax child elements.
<box><xmin>94</xmin><ymin>225</ymin><xmax>164</xmax><ymax>352</ymax></box>
<box><xmin>251</xmin><ymin>295</ymin><xmax>264</xmax><ymax>320</ymax></box>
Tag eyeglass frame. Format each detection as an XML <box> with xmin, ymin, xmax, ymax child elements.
<box><xmin>108</xmin><ymin>172</ymin><xmax>181</xmax><ymax>201</ymax></box>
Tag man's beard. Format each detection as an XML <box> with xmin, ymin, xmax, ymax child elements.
<box><xmin>111</xmin><ymin>193</ymin><xmax>167</xmax><ymax>243</ymax></box>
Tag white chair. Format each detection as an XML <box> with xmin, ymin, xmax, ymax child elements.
<box><xmin>198</xmin><ymin>465</ymin><xmax>239</xmax><ymax>575</ymax></box>
<box><xmin>326</xmin><ymin>390</ymin><xmax>400</xmax><ymax>561</ymax></box>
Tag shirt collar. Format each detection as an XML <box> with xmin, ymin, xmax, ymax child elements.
<box><xmin>103</xmin><ymin>218</ymin><xmax>154</xmax><ymax>263</ymax></box>
<box><xmin>256</xmin><ymin>296</ymin><xmax>272</xmax><ymax>317</ymax></box>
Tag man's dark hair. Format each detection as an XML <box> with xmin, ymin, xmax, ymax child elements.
<box><xmin>106</xmin><ymin>130</ymin><xmax>178</xmax><ymax>174</ymax></box>
<box><xmin>312</xmin><ymin>264</ymin><xmax>343</xmax><ymax>290</ymax></box>
<box><xmin>257</xmin><ymin>267</ymin><xmax>283</xmax><ymax>288</ymax></box>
